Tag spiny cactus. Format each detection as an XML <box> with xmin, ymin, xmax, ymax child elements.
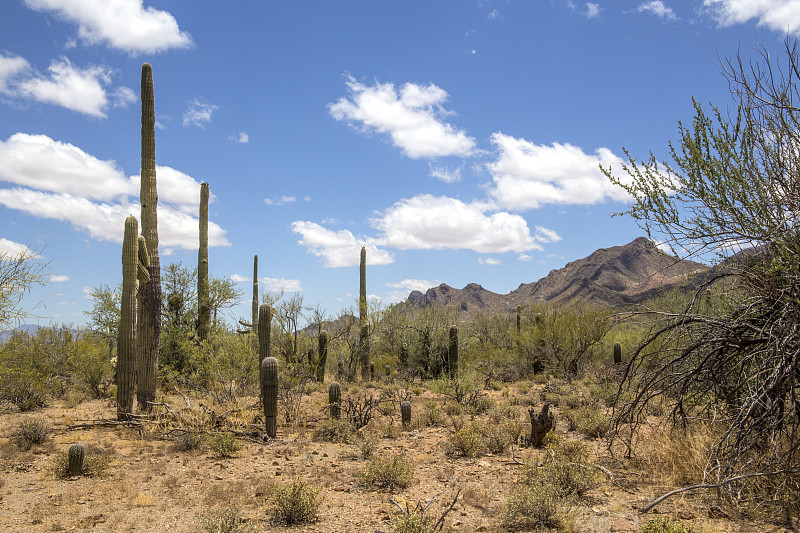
<box><xmin>449</xmin><ymin>325</ymin><xmax>459</xmax><ymax>379</ymax></box>
<box><xmin>68</xmin><ymin>443</ymin><xmax>85</xmax><ymax>476</ymax></box>
<box><xmin>613</xmin><ymin>342</ymin><xmax>622</xmax><ymax>365</ymax></box>
<box><xmin>359</xmin><ymin>246</ymin><xmax>370</xmax><ymax>379</ymax></box>
<box><xmin>258</xmin><ymin>303</ymin><xmax>272</xmax><ymax>367</ymax></box>
<box><xmin>117</xmin><ymin>216</ymin><xmax>138</xmax><ymax>421</ymax></box>
<box><xmin>197</xmin><ymin>182</ymin><xmax>210</xmax><ymax>341</ymax></box>
<box><xmin>328</xmin><ymin>381</ymin><xmax>341</xmax><ymax>419</ymax></box>
<box><xmin>317</xmin><ymin>330</ymin><xmax>328</xmax><ymax>383</ymax></box>
<box><xmin>137</xmin><ymin>62</ymin><xmax>161</xmax><ymax>411</ymax></box>
<box><xmin>252</xmin><ymin>255</ymin><xmax>259</xmax><ymax>330</ymax></box>
<box><xmin>401</xmin><ymin>400</ymin><xmax>412</xmax><ymax>427</ymax></box>
<box><xmin>261</xmin><ymin>356</ymin><xmax>278</xmax><ymax>438</ymax></box>
<box><xmin>369</xmin><ymin>361</ymin><xmax>375</xmax><ymax>381</ymax></box>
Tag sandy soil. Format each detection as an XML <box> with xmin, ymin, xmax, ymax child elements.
<box><xmin>0</xmin><ymin>385</ymin><xmax>794</xmax><ymax>533</ymax></box>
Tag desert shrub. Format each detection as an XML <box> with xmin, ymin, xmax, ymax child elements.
<box><xmin>173</xmin><ymin>429</ymin><xmax>204</xmax><ymax>451</ymax></box>
<box><xmin>313</xmin><ymin>417</ymin><xmax>355</xmax><ymax>444</ymax></box>
<box><xmin>358</xmin><ymin>433</ymin><xmax>380</xmax><ymax>459</ymax></box>
<box><xmin>200</xmin><ymin>506</ymin><xmax>253</xmax><ymax>533</ymax></box>
<box><xmin>359</xmin><ymin>455</ymin><xmax>415</xmax><ymax>491</ymax></box>
<box><xmin>640</xmin><ymin>516</ymin><xmax>699</xmax><ymax>533</ymax></box>
<box><xmin>521</xmin><ymin>440</ymin><xmax>602</xmax><ymax>500</ymax></box>
<box><xmin>381</xmin><ymin>489</ymin><xmax>461</xmax><ymax>533</ymax></box>
<box><xmin>563</xmin><ymin>404</ymin><xmax>610</xmax><ymax>438</ymax></box>
<box><xmin>446</xmin><ymin>422</ymin><xmax>488</xmax><ymax>458</ymax></box>
<box><xmin>14</xmin><ymin>417</ymin><xmax>49</xmax><ymax>450</ymax></box>
<box><xmin>642</xmin><ymin>423</ymin><xmax>717</xmax><ymax>487</ymax></box>
<box><xmin>209</xmin><ymin>432</ymin><xmax>240</xmax><ymax>458</ymax></box>
<box><xmin>0</xmin><ymin>367</ymin><xmax>48</xmax><ymax>411</ymax></box>
<box><xmin>419</xmin><ymin>400</ymin><xmax>445</xmax><ymax>427</ymax></box>
<box><xmin>71</xmin><ymin>338</ymin><xmax>114</xmax><ymax>398</ymax></box>
<box><xmin>266</xmin><ymin>478</ymin><xmax>322</xmax><ymax>525</ymax></box>
<box><xmin>500</xmin><ymin>484</ymin><xmax>570</xmax><ymax>532</ymax></box>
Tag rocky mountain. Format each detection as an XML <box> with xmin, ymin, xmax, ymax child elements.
<box><xmin>406</xmin><ymin>237</ymin><xmax>709</xmax><ymax>314</ymax></box>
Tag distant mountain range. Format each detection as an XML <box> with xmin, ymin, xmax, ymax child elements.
<box><xmin>406</xmin><ymin>237</ymin><xmax>709</xmax><ymax>315</ymax></box>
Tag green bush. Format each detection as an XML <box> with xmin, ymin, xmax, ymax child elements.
<box><xmin>47</xmin><ymin>448</ymin><xmax>110</xmax><ymax>479</ymax></box>
<box><xmin>445</xmin><ymin>422</ymin><xmax>488</xmax><ymax>458</ymax></box>
<box><xmin>359</xmin><ymin>455</ymin><xmax>415</xmax><ymax>491</ymax></box>
<box><xmin>563</xmin><ymin>404</ymin><xmax>610</xmax><ymax>438</ymax></box>
<box><xmin>266</xmin><ymin>478</ymin><xmax>322</xmax><ymax>525</ymax></box>
<box><xmin>312</xmin><ymin>417</ymin><xmax>355</xmax><ymax>444</ymax></box>
<box><xmin>640</xmin><ymin>516</ymin><xmax>699</xmax><ymax>533</ymax></box>
<box><xmin>14</xmin><ymin>417</ymin><xmax>49</xmax><ymax>450</ymax></box>
<box><xmin>200</xmin><ymin>507</ymin><xmax>253</xmax><ymax>533</ymax></box>
<box><xmin>500</xmin><ymin>484</ymin><xmax>569</xmax><ymax>532</ymax></box>
<box><xmin>209</xmin><ymin>432</ymin><xmax>240</xmax><ymax>458</ymax></box>
<box><xmin>520</xmin><ymin>440</ymin><xmax>602</xmax><ymax>500</ymax></box>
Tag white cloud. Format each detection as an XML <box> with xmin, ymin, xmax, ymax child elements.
<box><xmin>0</xmin><ymin>133</ymin><xmax>230</xmax><ymax>250</ymax></box>
<box><xmin>328</xmin><ymin>76</ymin><xmax>476</xmax><ymax>159</ymax></box>
<box><xmin>0</xmin><ymin>238</ymin><xmax>41</xmax><ymax>258</ymax></box>
<box><xmin>487</xmin><ymin>133</ymin><xmax>629</xmax><ymax>209</ymax></box>
<box><xmin>488</xmin><ymin>9</ymin><xmax>504</xmax><ymax>21</ymax></box>
<box><xmin>24</xmin><ymin>0</ymin><xmax>193</xmax><ymax>55</ymax></box>
<box><xmin>230</xmin><ymin>132</ymin><xmax>249</xmax><ymax>143</ymax></box>
<box><xmin>0</xmin><ymin>55</ymin><xmax>133</xmax><ymax>118</ymax></box>
<box><xmin>230</xmin><ymin>274</ymin><xmax>249</xmax><ymax>283</ymax></box>
<box><xmin>291</xmin><ymin>221</ymin><xmax>394</xmax><ymax>268</ymax></box>
<box><xmin>703</xmin><ymin>0</ymin><xmax>800</xmax><ymax>34</ymax></box>
<box><xmin>373</xmin><ymin>194</ymin><xmax>540</xmax><ymax>253</ymax></box>
<box><xmin>49</xmin><ymin>274</ymin><xmax>70</xmax><ymax>282</ymax></box>
<box><xmin>478</xmin><ymin>257</ymin><xmax>501</xmax><ymax>265</ymax></box>
<box><xmin>585</xmin><ymin>3</ymin><xmax>601</xmax><ymax>17</ymax></box>
<box><xmin>428</xmin><ymin>163</ymin><xmax>461</xmax><ymax>183</ymax></box>
<box><xmin>261</xmin><ymin>277</ymin><xmax>303</xmax><ymax>292</ymax></box>
<box><xmin>386</xmin><ymin>279</ymin><xmax>438</xmax><ymax>293</ymax></box>
<box><xmin>264</xmin><ymin>195</ymin><xmax>297</xmax><ymax>206</ymax></box>
<box><xmin>518</xmin><ymin>254</ymin><xmax>534</xmax><ymax>262</ymax></box>
<box><xmin>636</xmin><ymin>1</ymin><xmax>678</xmax><ymax>20</ymax></box>
<box><xmin>183</xmin><ymin>98</ymin><xmax>218</xmax><ymax>128</ymax></box>
<box><xmin>534</xmin><ymin>226</ymin><xmax>562</xmax><ymax>243</ymax></box>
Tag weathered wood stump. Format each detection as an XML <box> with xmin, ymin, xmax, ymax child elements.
<box><xmin>528</xmin><ymin>403</ymin><xmax>554</xmax><ymax>447</ymax></box>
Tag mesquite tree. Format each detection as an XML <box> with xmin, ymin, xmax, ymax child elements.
<box><xmin>137</xmin><ymin>63</ymin><xmax>161</xmax><ymax>410</ymax></box>
<box><xmin>603</xmin><ymin>40</ymin><xmax>800</xmax><ymax>511</ymax></box>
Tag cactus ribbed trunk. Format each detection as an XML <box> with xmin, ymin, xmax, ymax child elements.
<box><xmin>117</xmin><ymin>216</ymin><xmax>138</xmax><ymax>420</ymax></box>
<box><xmin>137</xmin><ymin>62</ymin><xmax>161</xmax><ymax>411</ymax></box>
<box><xmin>258</xmin><ymin>303</ymin><xmax>272</xmax><ymax>367</ymax></box>
<box><xmin>197</xmin><ymin>182</ymin><xmax>210</xmax><ymax>341</ymax></box>
<box><xmin>449</xmin><ymin>325</ymin><xmax>459</xmax><ymax>379</ymax></box>
<box><xmin>261</xmin><ymin>356</ymin><xmax>278</xmax><ymax>438</ymax></box>
<box><xmin>401</xmin><ymin>400</ymin><xmax>411</xmax><ymax>427</ymax></box>
<box><xmin>328</xmin><ymin>381</ymin><xmax>341</xmax><ymax>419</ymax></box>
<box><xmin>317</xmin><ymin>330</ymin><xmax>328</xmax><ymax>383</ymax></box>
<box><xmin>613</xmin><ymin>342</ymin><xmax>622</xmax><ymax>365</ymax></box>
<box><xmin>358</xmin><ymin>246</ymin><xmax>369</xmax><ymax>379</ymax></box>
<box><xmin>68</xmin><ymin>444</ymin><xmax>85</xmax><ymax>476</ymax></box>
<box><xmin>252</xmin><ymin>255</ymin><xmax>258</xmax><ymax>331</ymax></box>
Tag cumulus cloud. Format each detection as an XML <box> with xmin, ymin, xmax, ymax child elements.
<box><xmin>183</xmin><ymin>98</ymin><xmax>218</xmax><ymax>128</ymax></box>
<box><xmin>568</xmin><ymin>1</ymin><xmax>601</xmax><ymax>18</ymax></box>
<box><xmin>0</xmin><ymin>54</ymin><xmax>133</xmax><ymax>118</ymax></box>
<box><xmin>0</xmin><ymin>238</ymin><xmax>41</xmax><ymax>258</ymax></box>
<box><xmin>261</xmin><ymin>277</ymin><xmax>303</xmax><ymax>292</ymax></box>
<box><xmin>291</xmin><ymin>221</ymin><xmax>394</xmax><ymax>268</ymax></box>
<box><xmin>703</xmin><ymin>0</ymin><xmax>800</xmax><ymax>34</ymax></box>
<box><xmin>428</xmin><ymin>163</ymin><xmax>461</xmax><ymax>183</ymax></box>
<box><xmin>230</xmin><ymin>132</ymin><xmax>249</xmax><ymax>143</ymax></box>
<box><xmin>49</xmin><ymin>274</ymin><xmax>70</xmax><ymax>282</ymax></box>
<box><xmin>0</xmin><ymin>133</ymin><xmax>229</xmax><ymax>249</ymax></box>
<box><xmin>636</xmin><ymin>1</ymin><xmax>678</xmax><ymax>20</ymax></box>
<box><xmin>486</xmin><ymin>133</ymin><xmax>629</xmax><ymax>209</ymax></box>
<box><xmin>328</xmin><ymin>76</ymin><xmax>476</xmax><ymax>159</ymax></box>
<box><xmin>24</xmin><ymin>0</ymin><xmax>193</xmax><ymax>55</ymax></box>
<box><xmin>386</xmin><ymin>279</ymin><xmax>438</xmax><ymax>293</ymax></box>
<box><xmin>479</xmin><ymin>257</ymin><xmax>501</xmax><ymax>265</ymax></box>
<box><xmin>264</xmin><ymin>195</ymin><xmax>297</xmax><ymax>206</ymax></box>
<box><xmin>373</xmin><ymin>194</ymin><xmax>539</xmax><ymax>253</ymax></box>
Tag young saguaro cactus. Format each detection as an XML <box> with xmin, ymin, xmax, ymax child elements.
<box><xmin>138</xmin><ymin>62</ymin><xmax>162</xmax><ymax>411</ymax></box>
<box><xmin>197</xmin><ymin>182</ymin><xmax>210</xmax><ymax>341</ymax></box>
<box><xmin>359</xmin><ymin>246</ymin><xmax>370</xmax><ymax>379</ymax></box>
<box><xmin>68</xmin><ymin>444</ymin><xmax>85</xmax><ymax>476</ymax></box>
<box><xmin>401</xmin><ymin>400</ymin><xmax>412</xmax><ymax>427</ymax></box>
<box><xmin>449</xmin><ymin>325</ymin><xmax>459</xmax><ymax>379</ymax></box>
<box><xmin>613</xmin><ymin>342</ymin><xmax>622</xmax><ymax>365</ymax></box>
<box><xmin>317</xmin><ymin>330</ymin><xmax>328</xmax><ymax>383</ymax></box>
<box><xmin>261</xmin><ymin>356</ymin><xmax>278</xmax><ymax>438</ymax></box>
<box><xmin>328</xmin><ymin>381</ymin><xmax>341</xmax><ymax>419</ymax></box>
<box><xmin>117</xmin><ymin>216</ymin><xmax>138</xmax><ymax>421</ymax></box>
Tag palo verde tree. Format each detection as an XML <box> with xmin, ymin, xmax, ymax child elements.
<box><xmin>603</xmin><ymin>40</ymin><xmax>800</xmax><ymax>513</ymax></box>
<box><xmin>0</xmin><ymin>247</ymin><xmax>48</xmax><ymax>330</ymax></box>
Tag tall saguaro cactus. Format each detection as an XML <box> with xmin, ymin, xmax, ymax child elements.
<box><xmin>258</xmin><ymin>303</ymin><xmax>272</xmax><ymax>367</ymax></box>
<box><xmin>359</xmin><ymin>246</ymin><xmax>370</xmax><ymax>379</ymax></box>
<box><xmin>448</xmin><ymin>325</ymin><xmax>459</xmax><ymax>378</ymax></box>
<box><xmin>197</xmin><ymin>182</ymin><xmax>210</xmax><ymax>341</ymax></box>
<box><xmin>317</xmin><ymin>330</ymin><xmax>328</xmax><ymax>383</ymax></box>
<box><xmin>117</xmin><ymin>216</ymin><xmax>138</xmax><ymax>420</ymax></box>
<box><xmin>252</xmin><ymin>255</ymin><xmax>259</xmax><ymax>330</ymax></box>
<box><xmin>261</xmin><ymin>356</ymin><xmax>278</xmax><ymax>438</ymax></box>
<box><xmin>137</xmin><ymin>62</ymin><xmax>161</xmax><ymax>410</ymax></box>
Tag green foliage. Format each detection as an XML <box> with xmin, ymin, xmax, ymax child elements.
<box><xmin>520</xmin><ymin>440</ymin><xmax>602</xmax><ymax>500</ymax></box>
<box><xmin>563</xmin><ymin>404</ymin><xmax>610</xmax><ymax>438</ymax></box>
<box><xmin>47</xmin><ymin>447</ymin><xmax>110</xmax><ymax>479</ymax></box>
<box><xmin>312</xmin><ymin>417</ymin><xmax>355</xmax><ymax>443</ymax></box>
<box><xmin>446</xmin><ymin>422</ymin><xmax>488</xmax><ymax>458</ymax></box>
<box><xmin>13</xmin><ymin>417</ymin><xmax>49</xmax><ymax>450</ymax></box>
<box><xmin>500</xmin><ymin>484</ymin><xmax>569</xmax><ymax>532</ymax></box>
<box><xmin>173</xmin><ymin>429</ymin><xmax>203</xmax><ymax>451</ymax></box>
<box><xmin>209</xmin><ymin>431</ymin><xmax>240</xmax><ymax>458</ymax></box>
<box><xmin>0</xmin><ymin>247</ymin><xmax>49</xmax><ymax>330</ymax></box>
<box><xmin>266</xmin><ymin>478</ymin><xmax>322</xmax><ymax>525</ymax></box>
<box><xmin>200</xmin><ymin>507</ymin><xmax>253</xmax><ymax>533</ymax></box>
<box><xmin>359</xmin><ymin>455</ymin><xmax>415</xmax><ymax>491</ymax></box>
<box><xmin>639</xmin><ymin>516</ymin><xmax>699</xmax><ymax>533</ymax></box>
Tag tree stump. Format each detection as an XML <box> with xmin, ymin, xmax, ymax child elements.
<box><xmin>528</xmin><ymin>403</ymin><xmax>554</xmax><ymax>447</ymax></box>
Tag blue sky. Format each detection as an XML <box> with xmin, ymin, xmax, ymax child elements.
<box><xmin>0</xmin><ymin>0</ymin><xmax>795</xmax><ymax>327</ymax></box>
